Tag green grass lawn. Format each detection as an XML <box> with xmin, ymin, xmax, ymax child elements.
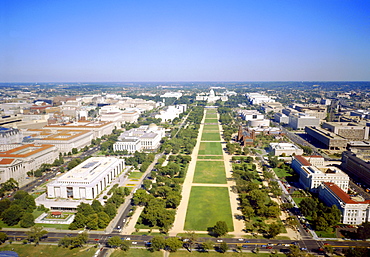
<box><xmin>203</xmin><ymin>124</ymin><xmax>219</xmax><ymax>130</ymax></box>
<box><xmin>0</xmin><ymin>244</ymin><xmax>95</xmax><ymax>257</ymax></box>
<box><xmin>170</xmin><ymin>251</ymin><xmax>272</xmax><ymax>257</ymax></box>
<box><xmin>198</xmin><ymin>142</ymin><xmax>223</xmax><ymax>155</ymax></box>
<box><xmin>193</xmin><ymin>161</ymin><xmax>226</xmax><ymax>184</ymax></box>
<box><xmin>128</xmin><ymin>172</ymin><xmax>143</xmax><ymax>179</ymax></box>
<box><xmin>198</xmin><ymin>156</ymin><xmax>223</xmax><ymax>160</ymax></box>
<box><xmin>292</xmin><ymin>197</ymin><xmax>305</xmax><ymax>205</ymax></box>
<box><xmin>205</xmin><ymin>114</ymin><xmax>218</xmax><ymax>119</ymax></box>
<box><xmin>111</xmin><ymin>248</ymin><xmax>164</xmax><ymax>257</ymax></box>
<box><xmin>184</xmin><ymin>186</ymin><xmax>233</xmax><ymax>231</ymax></box>
<box><xmin>204</xmin><ymin>118</ymin><xmax>218</xmax><ymax>123</ymax></box>
<box><xmin>273</xmin><ymin>168</ymin><xmax>293</xmax><ymax>179</ymax></box>
<box><xmin>201</xmin><ymin>132</ymin><xmax>221</xmax><ymax>141</ymax></box>
<box><xmin>316</xmin><ymin>230</ymin><xmax>337</xmax><ymax>238</ymax></box>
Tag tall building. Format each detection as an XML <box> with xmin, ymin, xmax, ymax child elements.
<box><xmin>341</xmin><ymin>151</ymin><xmax>370</xmax><ymax>188</ymax></box>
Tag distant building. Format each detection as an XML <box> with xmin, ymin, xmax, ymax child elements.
<box><xmin>239</xmin><ymin>110</ymin><xmax>264</xmax><ymax>121</ymax></box>
<box><xmin>113</xmin><ymin>124</ymin><xmax>165</xmax><ymax>153</ymax></box>
<box><xmin>160</xmin><ymin>92</ymin><xmax>183</xmax><ymax>99</ymax></box>
<box><xmin>341</xmin><ymin>151</ymin><xmax>370</xmax><ymax>188</ymax></box>
<box><xmin>237</xmin><ymin>126</ymin><xmax>284</xmax><ymax>146</ymax></box>
<box><xmin>155</xmin><ymin>104</ymin><xmax>186</xmax><ymax>122</ymax></box>
<box><xmin>274</xmin><ymin>112</ymin><xmax>289</xmax><ymax>124</ymax></box>
<box><xmin>291</xmin><ymin>155</ymin><xmax>349</xmax><ymax>193</ymax></box>
<box><xmin>0</xmin><ymin>127</ymin><xmax>23</xmax><ymax>144</ymax></box>
<box><xmin>269</xmin><ymin>143</ymin><xmax>303</xmax><ymax>156</ymax></box>
<box><xmin>319</xmin><ymin>182</ymin><xmax>370</xmax><ymax>225</ymax></box>
<box><xmin>293</xmin><ymin>104</ymin><xmax>327</xmax><ymax>120</ymax></box>
<box><xmin>322</xmin><ymin>122</ymin><xmax>369</xmax><ymax>141</ymax></box>
<box><xmin>246</xmin><ymin>93</ymin><xmax>275</xmax><ymax>105</ymax></box>
<box><xmin>196</xmin><ymin>89</ymin><xmax>228</xmax><ymax>103</ymax></box>
<box><xmin>305</xmin><ymin>126</ymin><xmax>347</xmax><ymax>150</ymax></box>
<box><xmin>288</xmin><ymin>113</ymin><xmax>320</xmax><ymax>130</ymax></box>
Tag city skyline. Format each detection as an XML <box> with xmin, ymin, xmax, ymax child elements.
<box><xmin>1</xmin><ymin>0</ymin><xmax>369</xmax><ymax>82</ymax></box>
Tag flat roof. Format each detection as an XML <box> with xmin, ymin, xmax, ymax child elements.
<box><xmin>51</xmin><ymin>157</ymin><xmax>121</xmax><ymax>185</ymax></box>
<box><xmin>0</xmin><ymin>144</ymin><xmax>55</xmax><ymax>158</ymax></box>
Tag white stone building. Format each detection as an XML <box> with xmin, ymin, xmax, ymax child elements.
<box><xmin>113</xmin><ymin>124</ymin><xmax>165</xmax><ymax>153</ymax></box>
<box><xmin>291</xmin><ymin>155</ymin><xmax>349</xmax><ymax>193</ymax></box>
<box><xmin>46</xmin><ymin>157</ymin><xmax>125</xmax><ymax>200</ymax></box>
<box><xmin>155</xmin><ymin>105</ymin><xmax>187</xmax><ymax>122</ymax></box>
<box><xmin>288</xmin><ymin>113</ymin><xmax>320</xmax><ymax>130</ymax></box>
<box><xmin>0</xmin><ymin>144</ymin><xmax>58</xmax><ymax>186</ymax></box>
<box><xmin>269</xmin><ymin>143</ymin><xmax>303</xmax><ymax>156</ymax></box>
<box><xmin>0</xmin><ymin>127</ymin><xmax>23</xmax><ymax>144</ymax></box>
<box><xmin>246</xmin><ymin>93</ymin><xmax>275</xmax><ymax>105</ymax></box>
<box><xmin>319</xmin><ymin>182</ymin><xmax>370</xmax><ymax>225</ymax></box>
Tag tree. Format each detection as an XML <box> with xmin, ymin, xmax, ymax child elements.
<box><xmin>324</xmin><ymin>245</ymin><xmax>334</xmax><ymax>256</ymax></box>
<box><xmin>26</xmin><ymin>225</ymin><xmax>47</xmax><ymax>245</ymax></box>
<box><xmin>202</xmin><ymin>240</ymin><xmax>214</xmax><ymax>252</ymax></box>
<box><xmin>165</xmin><ymin>237</ymin><xmax>182</xmax><ymax>252</ymax></box>
<box><xmin>20</xmin><ymin>213</ymin><xmax>35</xmax><ymax>228</ymax></box>
<box><xmin>0</xmin><ymin>232</ymin><xmax>7</xmax><ymax>244</ymax></box>
<box><xmin>268</xmin><ymin>222</ymin><xmax>283</xmax><ymax>238</ymax></box>
<box><xmin>1</xmin><ymin>204</ymin><xmax>24</xmax><ymax>226</ymax></box>
<box><xmin>151</xmin><ymin>235</ymin><xmax>166</xmax><ymax>251</ymax></box>
<box><xmin>213</xmin><ymin>221</ymin><xmax>228</xmax><ymax>237</ymax></box>
<box><xmin>107</xmin><ymin>236</ymin><xmax>122</xmax><ymax>248</ymax></box>
<box><xmin>120</xmin><ymin>240</ymin><xmax>131</xmax><ymax>251</ymax></box>
<box><xmin>91</xmin><ymin>200</ymin><xmax>103</xmax><ymax>213</ymax></box>
<box><xmin>104</xmin><ymin>203</ymin><xmax>117</xmax><ymax>219</ymax></box>
<box><xmin>86</xmin><ymin>214</ymin><xmax>99</xmax><ymax>230</ymax></box>
<box><xmin>218</xmin><ymin>241</ymin><xmax>229</xmax><ymax>253</ymax></box>
<box><xmin>97</xmin><ymin>211</ymin><xmax>111</xmax><ymax>228</ymax></box>
<box><xmin>343</xmin><ymin>247</ymin><xmax>369</xmax><ymax>257</ymax></box>
<box><xmin>357</xmin><ymin>222</ymin><xmax>370</xmax><ymax>240</ymax></box>
<box><xmin>315</xmin><ymin>216</ymin><xmax>329</xmax><ymax>231</ymax></box>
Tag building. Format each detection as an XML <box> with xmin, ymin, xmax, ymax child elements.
<box><xmin>23</xmin><ymin>129</ymin><xmax>93</xmax><ymax>154</ymax></box>
<box><xmin>319</xmin><ymin>182</ymin><xmax>370</xmax><ymax>225</ymax></box>
<box><xmin>113</xmin><ymin>124</ymin><xmax>165</xmax><ymax>153</ymax></box>
<box><xmin>196</xmin><ymin>89</ymin><xmax>228</xmax><ymax>103</ymax></box>
<box><xmin>239</xmin><ymin>110</ymin><xmax>264</xmax><ymax>121</ymax></box>
<box><xmin>341</xmin><ymin>151</ymin><xmax>370</xmax><ymax>188</ymax></box>
<box><xmin>237</xmin><ymin>126</ymin><xmax>284</xmax><ymax>146</ymax></box>
<box><xmin>160</xmin><ymin>92</ymin><xmax>183</xmax><ymax>99</ymax></box>
<box><xmin>274</xmin><ymin>112</ymin><xmax>289</xmax><ymax>124</ymax></box>
<box><xmin>155</xmin><ymin>105</ymin><xmax>186</xmax><ymax>122</ymax></box>
<box><xmin>269</xmin><ymin>143</ymin><xmax>303</xmax><ymax>156</ymax></box>
<box><xmin>291</xmin><ymin>155</ymin><xmax>349</xmax><ymax>193</ymax></box>
<box><xmin>322</xmin><ymin>122</ymin><xmax>369</xmax><ymax>141</ymax></box>
<box><xmin>45</xmin><ymin>121</ymin><xmax>114</xmax><ymax>140</ymax></box>
<box><xmin>246</xmin><ymin>93</ymin><xmax>275</xmax><ymax>105</ymax></box>
<box><xmin>305</xmin><ymin>126</ymin><xmax>347</xmax><ymax>150</ymax></box>
<box><xmin>0</xmin><ymin>144</ymin><xmax>58</xmax><ymax>186</ymax></box>
<box><xmin>0</xmin><ymin>127</ymin><xmax>23</xmax><ymax>144</ymax></box>
<box><xmin>46</xmin><ymin>157</ymin><xmax>125</xmax><ymax>200</ymax></box>
<box><xmin>288</xmin><ymin>113</ymin><xmax>320</xmax><ymax>130</ymax></box>
<box><xmin>293</xmin><ymin>104</ymin><xmax>327</xmax><ymax>120</ymax></box>
<box><xmin>261</xmin><ymin>102</ymin><xmax>284</xmax><ymax>113</ymax></box>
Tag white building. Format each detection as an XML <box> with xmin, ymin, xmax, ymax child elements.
<box><xmin>246</xmin><ymin>93</ymin><xmax>275</xmax><ymax>105</ymax></box>
<box><xmin>291</xmin><ymin>155</ymin><xmax>349</xmax><ymax>193</ymax></box>
<box><xmin>274</xmin><ymin>112</ymin><xmax>289</xmax><ymax>124</ymax></box>
<box><xmin>319</xmin><ymin>182</ymin><xmax>370</xmax><ymax>225</ymax></box>
<box><xmin>0</xmin><ymin>127</ymin><xmax>23</xmax><ymax>144</ymax></box>
<box><xmin>46</xmin><ymin>157</ymin><xmax>125</xmax><ymax>200</ymax></box>
<box><xmin>0</xmin><ymin>144</ymin><xmax>58</xmax><ymax>186</ymax></box>
<box><xmin>160</xmin><ymin>92</ymin><xmax>183</xmax><ymax>99</ymax></box>
<box><xmin>45</xmin><ymin>121</ymin><xmax>114</xmax><ymax>140</ymax></box>
<box><xmin>155</xmin><ymin>105</ymin><xmax>186</xmax><ymax>122</ymax></box>
<box><xmin>196</xmin><ymin>89</ymin><xmax>228</xmax><ymax>103</ymax></box>
<box><xmin>23</xmin><ymin>129</ymin><xmax>93</xmax><ymax>154</ymax></box>
<box><xmin>239</xmin><ymin>110</ymin><xmax>264</xmax><ymax>121</ymax></box>
<box><xmin>113</xmin><ymin>124</ymin><xmax>165</xmax><ymax>153</ymax></box>
<box><xmin>288</xmin><ymin>113</ymin><xmax>320</xmax><ymax>130</ymax></box>
<box><xmin>269</xmin><ymin>143</ymin><xmax>303</xmax><ymax>156</ymax></box>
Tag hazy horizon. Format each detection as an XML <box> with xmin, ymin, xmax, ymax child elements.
<box><xmin>1</xmin><ymin>0</ymin><xmax>369</xmax><ymax>83</ymax></box>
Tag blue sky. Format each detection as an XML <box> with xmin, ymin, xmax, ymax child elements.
<box><xmin>1</xmin><ymin>0</ymin><xmax>369</xmax><ymax>82</ymax></box>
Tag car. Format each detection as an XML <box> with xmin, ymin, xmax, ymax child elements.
<box><xmin>242</xmin><ymin>245</ymin><xmax>249</xmax><ymax>248</ymax></box>
<box><xmin>216</xmin><ymin>240</ymin><xmax>223</xmax><ymax>242</ymax></box>
<box><xmin>300</xmin><ymin>248</ymin><xmax>307</xmax><ymax>251</ymax></box>
<box><xmin>324</xmin><ymin>243</ymin><xmax>330</xmax><ymax>245</ymax></box>
<box><xmin>132</xmin><ymin>241</ymin><xmax>137</xmax><ymax>244</ymax></box>
<box><xmin>125</xmin><ymin>237</ymin><xmax>131</xmax><ymax>241</ymax></box>
<box><xmin>238</xmin><ymin>238</ymin><xmax>244</xmax><ymax>241</ymax></box>
<box><xmin>284</xmin><ymin>244</ymin><xmax>290</xmax><ymax>247</ymax></box>
<box><xmin>266</xmin><ymin>246</ymin><xmax>273</xmax><ymax>249</ymax></box>
<box><xmin>244</xmin><ymin>240</ymin><xmax>250</xmax><ymax>243</ymax></box>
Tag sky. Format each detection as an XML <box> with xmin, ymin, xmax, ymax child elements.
<box><xmin>0</xmin><ymin>0</ymin><xmax>369</xmax><ymax>82</ymax></box>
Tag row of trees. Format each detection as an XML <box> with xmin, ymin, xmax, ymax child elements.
<box><xmin>69</xmin><ymin>185</ymin><xmax>130</xmax><ymax>230</ymax></box>
<box><xmin>0</xmin><ymin>190</ymin><xmax>39</xmax><ymax>227</ymax></box>
<box><xmin>299</xmin><ymin>198</ymin><xmax>341</xmax><ymax>232</ymax></box>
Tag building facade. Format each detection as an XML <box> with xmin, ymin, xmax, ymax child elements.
<box><xmin>319</xmin><ymin>182</ymin><xmax>370</xmax><ymax>225</ymax></box>
<box><xmin>269</xmin><ymin>143</ymin><xmax>303</xmax><ymax>156</ymax></box>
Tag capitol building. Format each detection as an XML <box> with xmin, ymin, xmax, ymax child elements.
<box><xmin>196</xmin><ymin>89</ymin><xmax>228</xmax><ymax>103</ymax></box>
